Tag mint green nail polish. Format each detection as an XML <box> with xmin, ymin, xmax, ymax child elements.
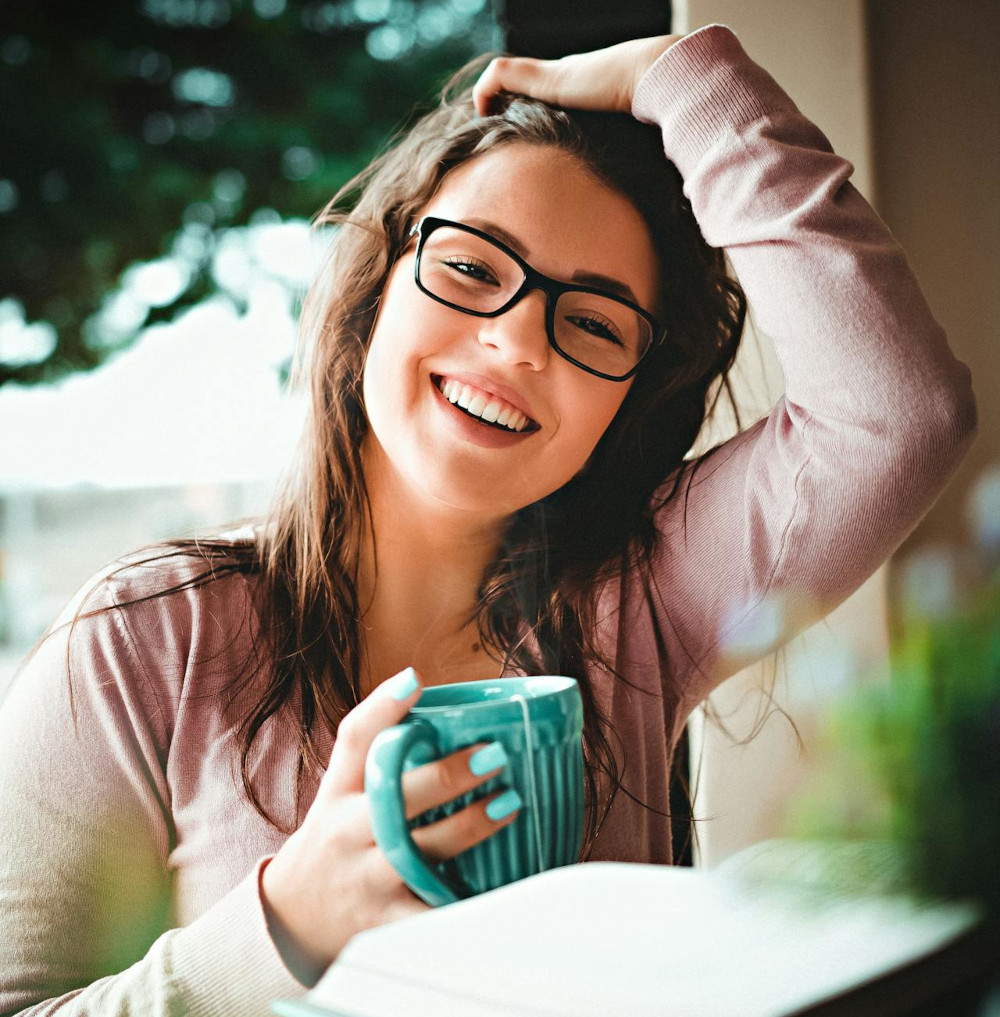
<box><xmin>386</xmin><ymin>667</ymin><xmax>419</xmax><ymax>701</ymax></box>
<box><xmin>486</xmin><ymin>788</ymin><xmax>522</xmax><ymax>821</ymax></box>
<box><xmin>469</xmin><ymin>742</ymin><xmax>508</xmax><ymax>776</ymax></box>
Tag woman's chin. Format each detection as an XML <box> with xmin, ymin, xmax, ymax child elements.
<box><xmin>363</xmin><ymin>426</ymin><xmax>579</xmax><ymax>523</ymax></box>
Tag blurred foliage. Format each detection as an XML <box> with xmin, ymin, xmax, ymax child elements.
<box><xmin>790</xmin><ymin>568</ymin><xmax>1000</xmax><ymax>918</ymax></box>
<box><xmin>0</xmin><ymin>0</ymin><xmax>495</xmax><ymax>387</ymax></box>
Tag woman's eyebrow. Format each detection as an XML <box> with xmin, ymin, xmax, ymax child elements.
<box><xmin>466</xmin><ymin>217</ymin><xmax>639</xmax><ymax>303</ymax></box>
<box><xmin>467</xmin><ymin>217</ymin><xmax>530</xmax><ymax>256</ymax></box>
<box><xmin>569</xmin><ymin>271</ymin><xmax>638</xmax><ymax>303</ymax></box>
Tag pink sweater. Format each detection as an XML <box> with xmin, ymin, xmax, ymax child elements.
<box><xmin>0</xmin><ymin>26</ymin><xmax>976</xmax><ymax>1017</ymax></box>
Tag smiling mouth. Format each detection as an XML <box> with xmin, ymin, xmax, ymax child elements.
<box><xmin>434</xmin><ymin>376</ymin><xmax>539</xmax><ymax>433</ymax></box>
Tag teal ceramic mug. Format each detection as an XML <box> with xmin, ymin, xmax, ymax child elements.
<box><xmin>365</xmin><ymin>676</ymin><xmax>584</xmax><ymax>907</ymax></box>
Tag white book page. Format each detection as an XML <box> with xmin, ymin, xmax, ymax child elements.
<box><xmin>308</xmin><ymin>854</ymin><xmax>980</xmax><ymax>1017</ymax></box>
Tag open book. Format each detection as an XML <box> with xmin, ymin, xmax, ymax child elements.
<box><xmin>272</xmin><ymin>841</ymin><xmax>988</xmax><ymax>1017</ymax></box>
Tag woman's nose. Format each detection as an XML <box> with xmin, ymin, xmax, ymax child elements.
<box><xmin>476</xmin><ymin>288</ymin><xmax>550</xmax><ymax>370</ymax></box>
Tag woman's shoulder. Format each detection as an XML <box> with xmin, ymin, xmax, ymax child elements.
<box><xmin>47</xmin><ymin>528</ymin><xmax>265</xmax><ymax>686</ymax></box>
<box><xmin>68</xmin><ymin>528</ymin><xmax>259</xmax><ymax>615</ymax></box>
<box><xmin>4</xmin><ymin>529</ymin><xmax>268</xmax><ymax>740</ymax></box>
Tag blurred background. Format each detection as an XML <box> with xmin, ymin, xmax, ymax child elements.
<box><xmin>1</xmin><ymin>0</ymin><xmax>997</xmax><ymax>867</ymax></box>
<box><xmin>0</xmin><ymin>0</ymin><xmax>500</xmax><ymax>673</ymax></box>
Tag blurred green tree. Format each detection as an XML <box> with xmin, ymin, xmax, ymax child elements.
<box><xmin>0</xmin><ymin>0</ymin><xmax>494</xmax><ymax>386</ymax></box>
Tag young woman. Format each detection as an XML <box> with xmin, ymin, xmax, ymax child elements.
<box><xmin>0</xmin><ymin>24</ymin><xmax>976</xmax><ymax>1016</ymax></box>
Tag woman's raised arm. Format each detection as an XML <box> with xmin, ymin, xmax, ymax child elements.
<box><xmin>634</xmin><ymin>26</ymin><xmax>974</xmax><ymax>697</ymax></box>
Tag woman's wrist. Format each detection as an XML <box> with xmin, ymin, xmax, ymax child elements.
<box><xmin>259</xmin><ymin>854</ymin><xmax>329</xmax><ymax>987</ymax></box>
<box><xmin>631</xmin><ymin>24</ymin><xmax>791</xmax><ymax>176</ymax></box>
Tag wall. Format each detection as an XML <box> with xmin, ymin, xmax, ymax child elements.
<box><xmin>867</xmin><ymin>0</ymin><xmax>999</xmax><ymax>565</ymax></box>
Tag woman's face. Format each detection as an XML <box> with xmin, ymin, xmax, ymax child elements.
<box><xmin>362</xmin><ymin>142</ymin><xmax>659</xmax><ymax>524</ymax></box>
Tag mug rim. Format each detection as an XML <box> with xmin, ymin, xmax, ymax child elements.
<box><xmin>410</xmin><ymin>675</ymin><xmax>579</xmax><ymax>713</ymax></box>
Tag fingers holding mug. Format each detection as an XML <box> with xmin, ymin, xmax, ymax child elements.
<box><xmin>410</xmin><ymin>787</ymin><xmax>523</xmax><ymax>866</ymax></box>
<box><xmin>365</xmin><ymin>675</ymin><xmax>584</xmax><ymax>906</ymax></box>
<box><xmin>399</xmin><ymin>740</ymin><xmax>509</xmax><ymax>820</ymax></box>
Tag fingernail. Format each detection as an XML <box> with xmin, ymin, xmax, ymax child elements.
<box><xmin>469</xmin><ymin>741</ymin><xmax>508</xmax><ymax>776</ymax></box>
<box><xmin>385</xmin><ymin>667</ymin><xmax>420</xmax><ymax>701</ymax></box>
<box><xmin>486</xmin><ymin>788</ymin><xmax>522</xmax><ymax>822</ymax></box>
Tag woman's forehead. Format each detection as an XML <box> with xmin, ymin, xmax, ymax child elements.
<box><xmin>419</xmin><ymin>143</ymin><xmax>659</xmax><ymax>308</ymax></box>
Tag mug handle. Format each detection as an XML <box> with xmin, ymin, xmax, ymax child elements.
<box><xmin>365</xmin><ymin>720</ymin><xmax>469</xmax><ymax>908</ymax></box>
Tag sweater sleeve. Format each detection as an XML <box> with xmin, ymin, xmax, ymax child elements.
<box><xmin>629</xmin><ymin>26</ymin><xmax>976</xmax><ymax>704</ymax></box>
<box><xmin>0</xmin><ymin>574</ymin><xmax>305</xmax><ymax>1016</ymax></box>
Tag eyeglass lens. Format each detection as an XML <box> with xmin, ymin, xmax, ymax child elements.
<box><xmin>418</xmin><ymin>225</ymin><xmax>652</xmax><ymax>378</ymax></box>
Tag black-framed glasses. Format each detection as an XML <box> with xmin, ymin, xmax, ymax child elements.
<box><xmin>408</xmin><ymin>216</ymin><xmax>664</xmax><ymax>382</ymax></box>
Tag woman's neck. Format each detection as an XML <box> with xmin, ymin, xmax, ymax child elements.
<box><xmin>357</xmin><ymin>452</ymin><xmax>509</xmax><ymax>696</ymax></box>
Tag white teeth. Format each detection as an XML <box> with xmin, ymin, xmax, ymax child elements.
<box><xmin>436</xmin><ymin>377</ymin><xmax>532</xmax><ymax>432</ymax></box>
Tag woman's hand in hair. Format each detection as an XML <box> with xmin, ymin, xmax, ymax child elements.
<box><xmin>260</xmin><ymin>667</ymin><xmax>520</xmax><ymax>986</ymax></box>
<box><xmin>472</xmin><ymin>34</ymin><xmax>684</xmax><ymax>117</ymax></box>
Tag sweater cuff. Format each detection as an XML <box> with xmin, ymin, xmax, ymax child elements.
<box><xmin>170</xmin><ymin>857</ymin><xmax>307</xmax><ymax>1017</ymax></box>
<box><xmin>631</xmin><ymin>24</ymin><xmax>796</xmax><ymax>178</ymax></box>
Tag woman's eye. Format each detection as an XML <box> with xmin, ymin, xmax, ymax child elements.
<box><xmin>441</xmin><ymin>257</ymin><xmax>499</xmax><ymax>285</ymax></box>
<box><xmin>567</xmin><ymin>314</ymin><xmax>625</xmax><ymax>347</ymax></box>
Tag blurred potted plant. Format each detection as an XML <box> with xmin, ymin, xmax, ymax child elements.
<box><xmin>878</xmin><ymin>574</ymin><xmax>999</xmax><ymax>917</ymax></box>
<box><xmin>790</xmin><ymin>565</ymin><xmax>1000</xmax><ymax>920</ymax></box>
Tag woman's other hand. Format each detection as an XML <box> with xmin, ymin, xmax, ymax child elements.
<box><xmin>260</xmin><ymin>667</ymin><xmax>519</xmax><ymax>985</ymax></box>
<box><xmin>472</xmin><ymin>34</ymin><xmax>685</xmax><ymax>117</ymax></box>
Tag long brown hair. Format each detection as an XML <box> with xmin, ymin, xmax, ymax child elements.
<box><xmin>74</xmin><ymin>59</ymin><xmax>746</xmax><ymax>857</ymax></box>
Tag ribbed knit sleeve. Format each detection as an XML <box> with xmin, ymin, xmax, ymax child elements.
<box><xmin>629</xmin><ymin>26</ymin><xmax>976</xmax><ymax>703</ymax></box>
<box><xmin>0</xmin><ymin>566</ymin><xmax>306</xmax><ymax>1016</ymax></box>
